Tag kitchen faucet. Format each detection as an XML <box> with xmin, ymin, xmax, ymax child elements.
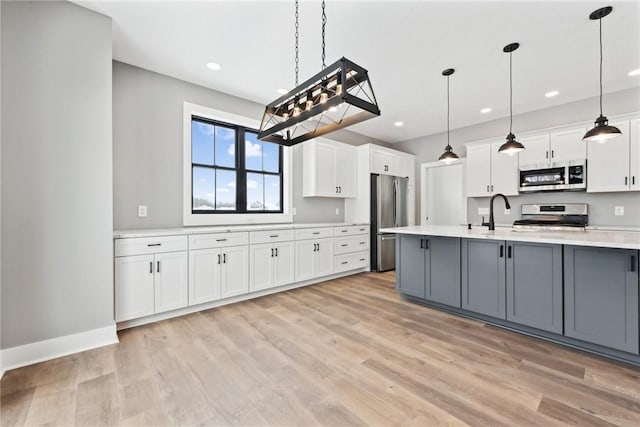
<box><xmin>482</xmin><ymin>193</ymin><xmax>511</xmax><ymax>231</ymax></box>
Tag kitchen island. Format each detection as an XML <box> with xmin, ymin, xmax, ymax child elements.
<box><xmin>381</xmin><ymin>225</ymin><xmax>640</xmax><ymax>365</ymax></box>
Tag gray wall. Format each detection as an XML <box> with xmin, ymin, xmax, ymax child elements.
<box><xmin>394</xmin><ymin>87</ymin><xmax>640</xmax><ymax>227</ymax></box>
<box><xmin>1</xmin><ymin>1</ymin><xmax>113</xmax><ymax>348</ymax></box>
<box><xmin>113</xmin><ymin>61</ymin><xmax>387</xmax><ymax>230</ymax></box>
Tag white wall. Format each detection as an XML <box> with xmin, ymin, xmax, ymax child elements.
<box><xmin>113</xmin><ymin>61</ymin><xmax>388</xmax><ymax>230</ymax></box>
<box><xmin>394</xmin><ymin>87</ymin><xmax>640</xmax><ymax>227</ymax></box>
<box><xmin>1</xmin><ymin>1</ymin><xmax>114</xmax><ymax>348</ymax></box>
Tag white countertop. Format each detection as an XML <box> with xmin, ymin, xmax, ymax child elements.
<box><xmin>380</xmin><ymin>225</ymin><xmax>640</xmax><ymax>250</ymax></box>
<box><xmin>114</xmin><ymin>222</ymin><xmax>370</xmax><ymax>239</ymax></box>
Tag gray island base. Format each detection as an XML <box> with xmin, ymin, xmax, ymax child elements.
<box><xmin>385</xmin><ymin>226</ymin><xmax>640</xmax><ymax>366</ymax></box>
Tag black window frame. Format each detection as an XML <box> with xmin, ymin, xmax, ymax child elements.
<box><xmin>191</xmin><ymin>115</ymin><xmax>284</xmax><ymax>214</ymax></box>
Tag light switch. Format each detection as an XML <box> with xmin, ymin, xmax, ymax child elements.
<box><xmin>138</xmin><ymin>205</ymin><xmax>148</xmax><ymax>217</ymax></box>
<box><xmin>504</xmin><ymin>209</ymin><xmax>511</xmax><ymax>215</ymax></box>
<box><xmin>614</xmin><ymin>206</ymin><xmax>624</xmax><ymax>216</ymax></box>
<box><xmin>335</xmin><ymin>208</ymin><xmax>340</xmax><ymax>215</ymax></box>
<box><xmin>292</xmin><ymin>207</ymin><xmax>297</xmax><ymax>216</ymax></box>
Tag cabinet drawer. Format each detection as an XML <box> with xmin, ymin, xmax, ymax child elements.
<box><xmin>250</xmin><ymin>229</ymin><xmax>294</xmax><ymax>244</ymax></box>
<box><xmin>295</xmin><ymin>227</ymin><xmax>334</xmax><ymax>240</ymax></box>
<box><xmin>189</xmin><ymin>232</ymin><xmax>249</xmax><ymax>250</ymax></box>
<box><xmin>115</xmin><ymin>235</ymin><xmax>188</xmax><ymax>257</ymax></box>
<box><xmin>334</xmin><ymin>251</ymin><xmax>369</xmax><ymax>273</ymax></box>
<box><xmin>334</xmin><ymin>235</ymin><xmax>369</xmax><ymax>255</ymax></box>
<box><xmin>334</xmin><ymin>225</ymin><xmax>369</xmax><ymax>236</ymax></box>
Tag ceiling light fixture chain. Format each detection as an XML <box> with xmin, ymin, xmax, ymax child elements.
<box><xmin>509</xmin><ymin>48</ymin><xmax>513</xmax><ymax>135</ymax></box>
<box><xmin>438</xmin><ymin>68</ymin><xmax>459</xmax><ymax>163</ymax></box>
<box><xmin>498</xmin><ymin>42</ymin><xmax>525</xmax><ymax>155</ymax></box>
<box><xmin>295</xmin><ymin>0</ymin><xmax>299</xmax><ymax>86</ymax></box>
<box><xmin>321</xmin><ymin>0</ymin><xmax>327</xmax><ymax>70</ymax></box>
<box><xmin>599</xmin><ymin>16</ymin><xmax>603</xmax><ymax>117</ymax></box>
<box><xmin>446</xmin><ymin>73</ymin><xmax>450</xmax><ymax>148</ymax></box>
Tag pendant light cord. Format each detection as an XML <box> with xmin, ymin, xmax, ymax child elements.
<box><xmin>295</xmin><ymin>0</ymin><xmax>299</xmax><ymax>86</ymax></box>
<box><xmin>446</xmin><ymin>75</ymin><xmax>450</xmax><ymax>148</ymax></box>
<box><xmin>509</xmin><ymin>50</ymin><xmax>513</xmax><ymax>135</ymax></box>
<box><xmin>599</xmin><ymin>17</ymin><xmax>603</xmax><ymax>117</ymax></box>
<box><xmin>321</xmin><ymin>0</ymin><xmax>327</xmax><ymax>70</ymax></box>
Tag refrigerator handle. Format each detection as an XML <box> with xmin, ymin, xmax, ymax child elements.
<box><xmin>392</xmin><ymin>179</ymin><xmax>398</xmax><ymax>227</ymax></box>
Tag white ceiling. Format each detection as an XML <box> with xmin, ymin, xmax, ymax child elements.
<box><xmin>76</xmin><ymin>1</ymin><xmax>640</xmax><ymax>143</ymax></box>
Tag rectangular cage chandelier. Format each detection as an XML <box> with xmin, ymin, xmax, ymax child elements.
<box><xmin>258</xmin><ymin>57</ymin><xmax>380</xmax><ymax>146</ymax></box>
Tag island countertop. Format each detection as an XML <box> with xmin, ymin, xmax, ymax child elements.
<box><xmin>380</xmin><ymin>225</ymin><xmax>640</xmax><ymax>250</ymax></box>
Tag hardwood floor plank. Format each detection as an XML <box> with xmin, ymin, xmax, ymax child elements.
<box><xmin>0</xmin><ymin>388</ymin><xmax>36</xmax><ymax>427</ymax></box>
<box><xmin>537</xmin><ymin>396</ymin><xmax>619</xmax><ymax>427</ymax></box>
<box><xmin>75</xmin><ymin>373</ymin><xmax>120</xmax><ymax>426</ymax></box>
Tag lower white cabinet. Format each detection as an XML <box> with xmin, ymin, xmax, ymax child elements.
<box><xmin>250</xmin><ymin>241</ymin><xmax>295</xmax><ymax>291</ymax></box>
<box><xmin>188</xmin><ymin>245</ymin><xmax>249</xmax><ymax>305</ymax></box>
<box><xmin>295</xmin><ymin>237</ymin><xmax>334</xmax><ymax>282</ymax></box>
<box><xmin>115</xmin><ymin>251</ymin><xmax>188</xmax><ymax>322</ymax></box>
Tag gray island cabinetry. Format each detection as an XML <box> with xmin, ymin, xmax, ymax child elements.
<box><xmin>397</xmin><ymin>234</ymin><xmax>460</xmax><ymax>307</ymax></box>
<box><xmin>564</xmin><ymin>245</ymin><xmax>639</xmax><ymax>354</ymax></box>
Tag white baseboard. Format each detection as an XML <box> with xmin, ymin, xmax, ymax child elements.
<box><xmin>117</xmin><ymin>267</ymin><xmax>369</xmax><ymax>330</ymax></box>
<box><xmin>0</xmin><ymin>324</ymin><xmax>119</xmax><ymax>373</ymax></box>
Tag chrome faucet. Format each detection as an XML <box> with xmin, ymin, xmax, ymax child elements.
<box><xmin>482</xmin><ymin>193</ymin><xmax>511</xmax><ymax>231</ymax></box>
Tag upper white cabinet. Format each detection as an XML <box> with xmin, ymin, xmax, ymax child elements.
<box><xmin>518</xmin><ymin>127</ymin><xmax>587</xmax><ymax>167</ymax></box>
<box><xmin>465</xmin><ymin>141</ymin><xmax>518</xmax><ymax>197</ymax></box>
<box><xmin>303</xmin><ymin>139</ymin><xmax>357</xmax><ymax>198</ymax></box>
<box><xmin>588</xmin><ymin>120</ymin><xmax>638</xmax><ymax>192</ymax></box>
<box><xmin>371</xmin><ymin>149</ymin><xmax>399</xmax><ymax>175</ymax></box>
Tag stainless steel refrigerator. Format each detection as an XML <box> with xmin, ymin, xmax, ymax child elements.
<box><xmin>371</xmin><ymin>174</ymin><xmax>408</xmax><ymax>272</ymax></box>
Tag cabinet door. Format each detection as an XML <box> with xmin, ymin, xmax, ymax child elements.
<box><xmin>221</xmin><ymin>245</ymin><xmax>249</xmax><ymax>298</ymax></box>
<box><xmin>315</xmin><ymin>237</ymin><xmax>334</xmax><ymax>277</ymax></box>
<box><xmin>154</xmin><ymin>251</ymin><xmax>188</xmax><ymax>314</ymax></box>
<box><xmin>426</xmin><ymin>237</ymin><xmax>461</xmax><ymax>307</ymax></box>
<box><xmin>397</xmin><ymin>235</ymin><xmax>426</xmax><ymax>298</ymax></box>
<box><xmin>371</xmin><ymin>149</ymin><xmax>397</xmax><ymax>175</ymax></box>
<box><xmin>629</xmin><ymin>119</ymin><xmax>640</xmax><ymax>191</ymax></box>
<box><xmin>587</xmin><ymin>120</ymin><xmax>630</xmax><ymax>192</ymax></box>
<box><xmin>295</xmin><ymin>240</ymin><xmax>316</xmax><ymax>282</ymax></box>
<box><xmin>490</xmin><ymin>142</ymin><xmax>519</xmax><ymax>196</ymax></box>
<box><xmin>115</xmin><ymin>255</ymin><xmax>155</xmax><ymax>322</ymax></box>
<box><xmin>506</xmin><ymin>242</ymin><xmax>562</xmax><ymax>333</ymax></box>
<box><xmin>518</xmin><ymin>134</ymin><xmax>550</xmax><ymax>167</ymax></box>
<box><xmin>249</xmin><ymin>243</ymin><xmax>274</xmax><ymax>292</ymax></box>
<box><xmin>273</xmin><ymin>241</ymin><xmax>295</xmax><ymax>287</ymax></box>
<box><xmin>461</xmin><ymin>239</ymin><xmax>506</xmax><ymax>319</ymax></box>
<box><xmin>564</xmin><ymin>246</ymin><xmax>639</xmax><ymax>354</ymax></box>
<box><xmin>336</xmin><ymin>145</ymin><xmax>357</xmax><ymax>198</ymax></box>
<box><xmin>188</xmin><ymin>248</ymin><xmax>222</xmax><ymax>305</ymax></box>
<box><xmin>550</xmin><ymin>127</ymin><xmax>587</xmax><ymax>162</ymax></box>
<box><xmin>465</xmin><ymin>144</ymin><xmax>491</xmax><ymax>197</ymax></box>
<box><xmin>303</xmin><ymin>141</ymin><xmax>337</xmax><ymax>197</ymax></box>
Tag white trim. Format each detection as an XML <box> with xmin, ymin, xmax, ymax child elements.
<box><xmin>182</xmin><ymin>102</ymin><xmax>293</xmax><ymax>226</ymax></box>
<box><xmin>0</xmin><ymin>324</ymin><xmax>118</xmax><ymax>373</ymax></box>
<box><xmin>117</xmin><ymin>267</ymin><xmax>369</xmax><ymax>330</ymax></box>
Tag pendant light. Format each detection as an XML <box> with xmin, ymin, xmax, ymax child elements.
<box><xmin>259</xmin><ymin>0</ymin><xmax>380</xmax><ymax>146</ymax></box>
<box><xmin>438</xmin><ymin>68</ymin><xmax>459</xmax><ymax>163</ymax></box>
<box><xmin>583</xmin><ymin>6</ymin><xmax>622</xmax><ymax>143</ymax></box>
<box><xmin>498</xmin><ymin>42</ymin><xmax>525</xmax><ymax>155</ymax></box>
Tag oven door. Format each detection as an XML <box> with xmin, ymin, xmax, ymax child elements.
<box><xmin>519</xmin><ymin>167</ymin><xmax>566</xmax><ymax>192</ymax></box>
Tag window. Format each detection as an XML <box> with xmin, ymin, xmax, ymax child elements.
<box><xmin>190</xmin><ymin>116</ymin><xmax>283</xmax><ymax>214</ymax></box>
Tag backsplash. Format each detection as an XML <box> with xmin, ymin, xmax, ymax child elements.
<box><xmin>467</xmin><ymin>191</ymin><xmax>640</xmax><ymax>228</ymax></box>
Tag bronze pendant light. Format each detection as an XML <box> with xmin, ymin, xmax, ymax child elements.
<box><xmin>438</xmin><ymin>68</ymin><xmax>460</xmax><ymax>163</ymax></box>
<box><xmin>498</xmin><ymin>42</ymin><xmax>525</xmax><ymax>155</ymax></box>
<box><xmin>258</xmin><ymin>0</ymin><xmax>380</xmax><ymax>146</ymax></box>
<box><xmin>583</xmin><ymin>6</ymin><xmax>622</xmax><ymax>142</ymax></box>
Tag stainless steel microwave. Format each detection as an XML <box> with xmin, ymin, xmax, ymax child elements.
<box><xmin>519</xmin><ymin>161</ymin><xmax>586</xmax><ymax>192</ymax></box>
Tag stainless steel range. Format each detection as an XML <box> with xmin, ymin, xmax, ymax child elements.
<box><xmin>512</xmin><ymin>203</ymin><xmax>588</xmax><ymax>231</ymax></box>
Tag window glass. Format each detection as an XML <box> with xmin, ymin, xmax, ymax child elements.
<box><xmin>192</xmin><ymin>167</ymin><xmax>215</xmax><ymax>210</ymax></box>
<box><xmin>191</xmin><ymin>121</ymin><xmax>214</xmax><ymax>165</ymax></box>
<box><xmin>245</xmin><ymin>132</ymin><xmax>263</xmax><ymax>171</ymax></box>
<box><xmin>246</xmin><ymin>172</ymin><xmax>264</xmax><ymax>211</ymax></box>
<box><xmin>215</xmin><ymin>126</ymin><xmax>236</xmax><ymax>168</ymax></box>
<box><xmin>264</xmin><ymin>174</ymin><xmax>281</xmax><ymax>211</ymax></box>
<box><xmin>262</xmin><ymin>141</ymin><xmax>279</xmax><ymax>173</ymax></box>
<box><xmin>216</xmin><ymin>169</ymin><xmax>236</xmax><ymax>210</ymax></box>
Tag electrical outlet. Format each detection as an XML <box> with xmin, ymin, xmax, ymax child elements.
<box><xmin>335</xmin><ymin>207</ymin><xmax>340</xmax><ymax>215</ymax></box>
<box><xmin>478</xmin><ymin>207</ymin><xmax>489</xmax><ymax>215</ymax></box>
<box><xmin>614</xmin><ymin>206</ymin><xmax>624</xmax><ymax>216</ymax></box>
<box><xmin>504</xmin><ymin>208</ymin><xmax>511</xmax><ymax>215</ymax></box>
<box><xmin>137</xmin><ymin>205</ymin><xmax>147</xmax><ymax>218</ymax></box>
<box><xmin>292</xmin><ymin>207</ymin><xmax>297</xmax><ymax>216</ymax></box>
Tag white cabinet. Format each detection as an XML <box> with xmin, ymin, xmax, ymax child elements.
<box><xmin>295</xmin><ymin>237</ymin><xmax>334</xmax><ymax>282</ymax></box>
<box><xmin>220</xmin><ymin>245</ymin><xmax>250</xmax><ymax>298</ymax></box>
<box><xmin>303</xmin><ymin>139</ymin><xmax>356</xmax><ymax>198</ymax></box>
<box><xmin>465</xmin><ymin>142</ymin><xmax>518</xmax><ymax>197</ymax></box>
<box><xmin>631</xmin><ymin>118</ymin><xmax>640</xmax><ymax>191</ymax></box>
<box><xmin>250</xmin><ymin>241</ymin><xmax>294</xmax><ymax>292</ymax></box>
<box><xmin>115</xmin><ymin>236</ymin><xmax>189</xmax><ymax>322</ymax></box>
<box><xmin>518</xmin><ymin>128</ymin><xmax>587</xmax><ymax>167</ymax></box>
<box><xmin>371</xmin><ymin>149</ymin><xmax>399</xmax><ymax>175</ymax></box>
<box><xmin>188</xmin><ymin>244</ymin><xmax>249</xmax><ymax>305</ymax></box>
<box><xmin>587</xmin><ymin>120</ymin><xmax>634</xmax><ymax>193</ymax></box>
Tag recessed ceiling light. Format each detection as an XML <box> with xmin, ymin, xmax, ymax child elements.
<box><xmin>545</xmin><ymin>90</ymin><xmax>559</xmax><ymax>98</ymax></box>
<box><xmin>328</xmin><ymin>106</ymin><xmax>338</xmax><ymax>112</ymax></box>
<box><xmin>629</xmin><ymin>68</ymin><xmax>640</xmax><ymax>76</ymax></box>
<box><xmin>206</xmin><ymin>62</ymin><xmax>222</xmax><ymax>71</ymax></box>
<box><xmin>394</xmin><ymin>121</ymin><xmax>404</xmax><ymax>127</ymax></box>
<box><xmin>480</xmin><ymin>108</ymin><xmax>492</xmax><ymax>114</ymax></box>
<box><xmin>277</xmin><ymin>88</ymin><xmax>288</xmax><ymax>95</ymax></box>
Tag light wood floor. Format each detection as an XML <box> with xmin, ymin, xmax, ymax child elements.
<box><xmin>2</xmin><ymin>271</ymin><xmax>640</xmax><ymax>426</ymax></box>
